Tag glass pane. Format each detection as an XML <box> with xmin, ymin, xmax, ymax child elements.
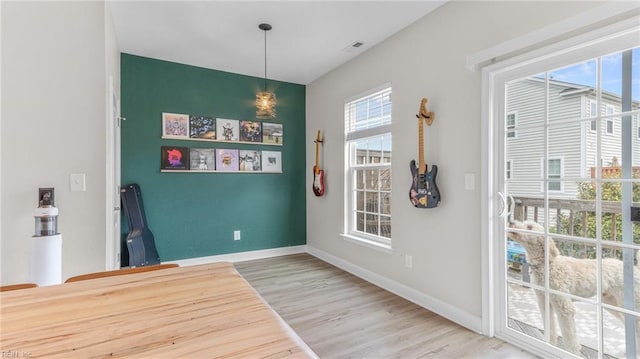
<box><xmin>602</xmin><ymin>51</ymin><xmax>622</xmax><ymax>106</ymax></box>
<box><xmin>553</xmin><ymin>238</ymin><xmax>597</xmax><ymax>295</ymax></box>
<box><xmin>353</xmin><ymin>139</ymin><xmax>369</xmax><ymax>165</ymax></box>
<box><xmin>598</xmin><ymin>182</ymin><xmax>640</xmax><ymax>244</ymax></box>
<box><xmin>380</xmin><ymin>168</ymin><xmax>391</xmax><ymax>190</ymax></box>
<box><xmin>352</xmin><ymin>134</ymin><xmax>391</xmax><ymax>166</ymax></box>
<box><xmin>601</xmin><ymin>243</ymin><xmax>640</xmax><ymax>312</ymax></box>
<box><xmin>633</xmin><ymin>47</ymin><xmax>640</xmax><ymax>101</ymax></box>
<box><xmin>381</xmin><ymin>134</ymin><xmax>392</xmax><ymax>163</ymax></box>
<box><xmin>366</xmin><ymin>192</ymin><xmax>378</xmax><ymax>212</ymax></box>
<box><xmin>380</xmin><ymin>215</ymin><xmax>391</xmax><ymax>239</ymax></box>
<box><xmin>356</xmin><ymin>212</ymin><xmax>364</xmax><ymax>232</ymax></box>
<box><xmin>511</xmin><ymin>194</ymin><xmax>551</xmax><ymax>225</ymax></box>
<box><xmin>366</xmin><ymin>213</ymin><xmax>378</xmax><ymax>235</ymax></box>
<box><xmin>507</xmin><ymin>280</ymin><xmax>545</xmax><ymax>345</ymax></box>
<box><xmin>505</xmin><ymin>73</ymin><xmax>547</xmax><ymax>129</ymax></box>
<box><xmin>568</xmin><ymin>299</ymin><xmax>598</xmax><ymax>355</ymax></box>
<box><xmin>355</xmin><ymin>169</ymin><xmax>365</xmax><ymax>189</ymax></box>
<box><xmin>356</xmin><ymin>190</ymin><xmax>364</xmax><ymax>211</ymax></box>
<box><xmin>548</xmin><ymin>59</ymin><xmax>597</xmax><ymax>119</ymax></box>
<box><xmin>365</xmin><ymin>169</ymin><xmax>379</xmax><ymax>190</ymax></box>
<box><xmin>505</xmin><ymin>125</ymin><xmax>545</xmax><ymax>182</ymax></box>
<box><xmin>347</xmin><ymin>88</ymin><xmax>392</xmax><ymax>132</ymax></box>
<box><xmin>381</xmin><ymin>192</ymin><xmax>391</xmax><ymax>215</ymax></box>
<box><xmin>602</xmin><ymin>309</ymin><xmax>639</xmax><ymax>358</ymax></box>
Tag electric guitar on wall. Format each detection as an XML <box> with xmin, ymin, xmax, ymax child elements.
<box><xmin>409</xmin><ymin>98</ymin><xmax>441</xmax><ymax>208</ymax></box>
<box><xmin>313</xmin><ymin>130</ymin><xmax>325</xmax><ymax>197</ymax></box>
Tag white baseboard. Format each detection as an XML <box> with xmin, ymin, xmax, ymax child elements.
<box><xmin>166</xmin><ymin>245</ymin><xmax>307</xmax><ymax>267</ymax></box>
<box><xmin>307</xmin><ymin>245</ymin><xmax>483</xmax><ymax>334</ymax></box>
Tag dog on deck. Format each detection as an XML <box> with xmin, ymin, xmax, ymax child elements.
<box><xmin>508</xmin><ymin>220</ymin><xmax>640</xmax><ymax>355</ymax></box>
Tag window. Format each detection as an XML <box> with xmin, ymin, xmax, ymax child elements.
<box><xmin>344</xmin><ymin>86</ymin><xmax>392</xmax><ymax>247</ymax></box>
<box><xmin>547</xmin><ymin>158</ymin><xmax>562</xmax><ymax>192</ymax></box>
<box><xmin>506</xmin><ymin>160</ymin><xmax>512</xmax><ymax>180</ymax></box>
<box><xmin>506</xmin><ymin>112</ymin><xmax>517</xmax><ymax>138</ymax></box>
<box><xmin>589</xmin><ymin>100</ymin><xmax>597</xmax><ymax>131</ymax></box>
<box><xmin>606</xmin><ymin>104</ymin><xmax>615</xmax><ymax>134</ymax></box>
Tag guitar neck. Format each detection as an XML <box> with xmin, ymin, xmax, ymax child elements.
<box><xmin>314</xmin><ymin>130</ymin><xmax>321</xmax><ymax>173</ymax></box>
<box><xmin>418</xmin><ymin>117</ymin><xmax>425</xmax><ymax>175</ymax></box>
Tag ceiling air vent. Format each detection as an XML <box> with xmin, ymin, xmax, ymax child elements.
<box><xmin>343</xmin><ymin>41</ymin><xmax>365</xmax><ymax>53</ymax></box>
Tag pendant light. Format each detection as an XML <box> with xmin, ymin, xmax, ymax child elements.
<box><xmin>256</xmin><ymin>23</ymin><xmax>276</xmax><ymax>119</ymax></box>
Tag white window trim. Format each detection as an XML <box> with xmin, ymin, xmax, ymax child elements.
<box><xmin>476</xmin><ymin>8</ymin><xmax>639</xmax><ymax>357</ymax></box>
<box><xmin>343</xmin><ymin>84</ymin><xmax>392</xmax><ymax>250</ymax></box>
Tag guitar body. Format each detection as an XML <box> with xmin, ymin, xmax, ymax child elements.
<box><xmin>409</xmin><ymin>160</ymin><xmax>440</xmax><ymax>208</ymax></box>
<box><xmin>313</xmin><ymin>166</ymin><xmax>325</xmax><ymax>196</ymax></box>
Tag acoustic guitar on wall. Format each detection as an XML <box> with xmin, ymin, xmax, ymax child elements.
<box><xmin>313</xmin><ymin>130</ymin><xmax>325</xmax><ymax>197</ymax></box>
<box><xmin>409</xmin><ymin>98</ymin><xmax>441</xmax><ymax>208</ymax></box>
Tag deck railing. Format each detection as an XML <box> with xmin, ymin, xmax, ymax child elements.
<box><xmin>512</xmin><ymin>195</ymin><xmax>640</xmax><ymax>245</ymax></box>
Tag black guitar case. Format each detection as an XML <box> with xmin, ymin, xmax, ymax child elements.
<box><xmin>120</xmin><ymin>183</ymin><xmax>160</xmax><ymax>267</ymax></box>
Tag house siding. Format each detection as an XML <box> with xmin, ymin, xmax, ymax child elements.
<box><xmin>507</xmin><ymin>78</ymin><xmax>640</xmax><ymax>202</ymax></box>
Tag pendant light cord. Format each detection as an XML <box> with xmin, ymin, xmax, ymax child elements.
<box><xmin>264</xmin><ymin>28</ymin><xmax>267</xmax><ymax>92</ymax></box>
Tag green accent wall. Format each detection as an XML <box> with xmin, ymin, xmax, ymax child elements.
<box><xmin>120</xmin><ymin>54</ymin><xmax>306</xmax><ymax>262</ymax></box>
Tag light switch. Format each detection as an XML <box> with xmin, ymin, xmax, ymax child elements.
<box><xmin>464</xmin><ymin>173</ymin><xmax>475</xmax><ymax>190</ymax></box>
<box><xmin>70</xmin><ymin>173</ymin><xmax>86</xmax><ymax>192</ymax></box>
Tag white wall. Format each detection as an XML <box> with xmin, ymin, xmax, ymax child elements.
<box><xmin>306</xmin><ymin>1</ymin><xmax>604</xmax><ymax>330</ymax></box>
<box><xmin>1</xmin><ymin>1</ymin><xmax>119</xmax><ymax>284</ymax></box>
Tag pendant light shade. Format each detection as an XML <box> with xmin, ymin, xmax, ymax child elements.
<box><xmin>256</xmin><ymin>23</ymin><xmax>276</xmax><ymax>119</ymax></box>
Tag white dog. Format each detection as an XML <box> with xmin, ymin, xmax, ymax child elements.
<box><xmin>508</xmin><ymin>220</ymin><xmax>640</xmax><ymax>355</ymax></box>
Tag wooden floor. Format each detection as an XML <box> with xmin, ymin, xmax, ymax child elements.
<box><xmin>235</xmin><ymin>253</ymin><xmax>536</xmax><ymax>358</ymax></box>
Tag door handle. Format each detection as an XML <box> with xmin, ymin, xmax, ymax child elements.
<box><xmin>497</xmin><ymin>192</ymin><xmax>507</xmax><ymax>218</ymax></box>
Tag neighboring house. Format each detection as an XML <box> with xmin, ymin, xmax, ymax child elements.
<box><xmin>506</xmin><ymin>77</ymin><xmax>640</xmax><ymax>200</ymax></box>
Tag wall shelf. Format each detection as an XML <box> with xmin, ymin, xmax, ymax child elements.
<box><xmin>161</xmin><ymin>136</ymin><xmax>283</xmax><ymax>146</ymax></box>
<box><xmin>160</xmin><ymin>170</ymin><xmax>282</xmax><ymax>174</ymax></box>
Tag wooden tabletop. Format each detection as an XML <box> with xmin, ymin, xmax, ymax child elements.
<box><xmin>0</xmin><ymin>262</ymin><xmax>316</xmax><ymax>358</ymax></box>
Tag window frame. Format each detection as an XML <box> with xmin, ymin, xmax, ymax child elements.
<box><xmin>343</xmin><ymin>85</ymin><xmax>393</xmax><ymax>250</ymax></box>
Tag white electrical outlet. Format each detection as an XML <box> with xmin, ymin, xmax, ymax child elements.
<box><xmin>405</xmin><ymin>255</ymin><xmax>413</xmax><ymax>268</ymax></box>
<box><xmin>234</xmin><ymin>230</ymin><xmax>241</xmax><ymax>240</ymax></box>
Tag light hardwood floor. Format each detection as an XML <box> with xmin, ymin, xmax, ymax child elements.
<box><xmin>235</xmin><ymin>253</ymin><xmax>537</xmax><ymax>358</ymax></box>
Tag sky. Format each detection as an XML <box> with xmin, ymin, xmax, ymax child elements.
<box><xmin>548</xmin><ymin>47</ymin><xmax>640</xmax><ymax>101</ymax></box>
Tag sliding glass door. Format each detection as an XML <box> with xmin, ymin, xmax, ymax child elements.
<box><xmin>494</xmin><ymin>40</ymin><xmax>640</xmax><ymax>358</ymax></box>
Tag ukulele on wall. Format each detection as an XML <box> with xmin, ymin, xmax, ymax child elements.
<box><xmin>409</xmin><ymin>98</ymin><xmax>441</xmax><ymax>208</ymax></box>
<box><xmin>313</xmin><ymin>130</ymin><xmax>325</xmax><ymax>197</ymax></box>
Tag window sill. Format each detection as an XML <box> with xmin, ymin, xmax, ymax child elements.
<box><xmin>340</xmin><ymin>233</ymin><xmax>393</xmax><ymax>254</ymax></box>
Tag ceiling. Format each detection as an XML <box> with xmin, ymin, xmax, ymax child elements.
<box><xmin>109</xmin><ymin>1</ymin><xmax>446</xmax><ymax>85</ymax></box>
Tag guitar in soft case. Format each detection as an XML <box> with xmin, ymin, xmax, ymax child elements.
<box><xmin>120</xmin><ymin>183</ymin><xmax>160</xmax><ymax>267</ymax></box>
